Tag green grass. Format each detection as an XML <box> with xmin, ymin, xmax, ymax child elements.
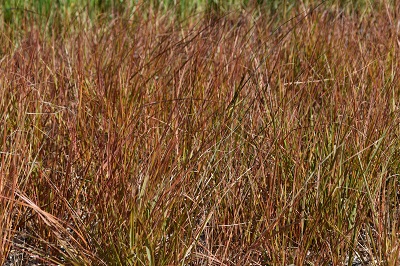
<box><xmin>0</xmin><ymin>0</ymin><xmax>399</xmax><ymax>265</ymax></box>
<box><xmin>0</xmin><ymin>0</ymin><xmax>390</xmax><ymax>24</ymax></box>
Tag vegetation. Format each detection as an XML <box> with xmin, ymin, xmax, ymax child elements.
<box><xmin>0</xmin><ymin>0</ymin><xmax>399</xmax><ymax>265</ymax></box>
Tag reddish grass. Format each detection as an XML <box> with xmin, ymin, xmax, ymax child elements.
<box><xmin>0</xmin><ymin>2</ymin><xmax>399</xmax><ymax>265</ymax></box>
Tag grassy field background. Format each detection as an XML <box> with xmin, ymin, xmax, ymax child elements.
<box><xmin>0</xmin><ymin>0</ymin><xmax>399</xmax><ymax>265</ymax></box>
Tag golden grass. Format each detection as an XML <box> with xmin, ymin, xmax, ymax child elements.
<box><xmin>0</xmin><ymin>2</ymin><xmax>399</xmax><ymax>265</ymax></box>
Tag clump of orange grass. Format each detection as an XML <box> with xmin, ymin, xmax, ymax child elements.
<box><xmin>0</xmin><ymin>2</ymin><xmax>399</xmax><ymax>265</ymax></box>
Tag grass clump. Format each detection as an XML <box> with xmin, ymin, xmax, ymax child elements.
<box><xmin>0</xmin><ymin>0</ymin><xmax>399</xmax><ymax>265</ymax></box>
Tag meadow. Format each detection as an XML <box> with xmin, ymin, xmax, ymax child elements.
<box><xmin>0</xmin><ymin>0</ymin><xmax>399</xmax><ymax>265</ymax></box>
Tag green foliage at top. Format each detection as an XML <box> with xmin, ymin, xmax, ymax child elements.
<box><xmin>0</xmin><ymin>0</ymin><xmax>390</xmax><ymax>27</ymax></box>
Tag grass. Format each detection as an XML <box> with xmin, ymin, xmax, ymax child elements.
<box><xmin>0</xmin><ymin>0</ymin><xmax>399</xmax><ymax>265</ymax></box>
